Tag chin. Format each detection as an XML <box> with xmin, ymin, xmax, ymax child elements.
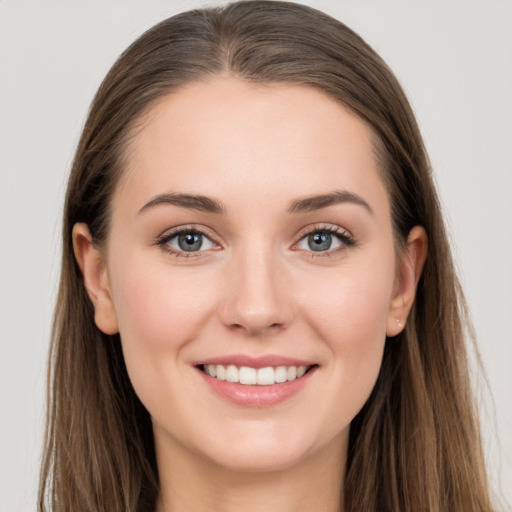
<box><xmin>202</xmin><ymin>441</ymin><xmax>313</xmax><ymax>474</ymax></box>
<box><xmin>186</xmin><ymin>419</ymin><xmax>346</xmax><ymax>474</ymax></box>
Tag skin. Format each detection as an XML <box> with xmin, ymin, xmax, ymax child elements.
<box><xmin>73</xmin><ymin>77</ymin><xmax>427</xmax><ymax>512</ymax></box>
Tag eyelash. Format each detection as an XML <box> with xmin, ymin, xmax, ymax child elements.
<box><xmin>154</xmin><ymin>226</ymin><xmax>220</xmax><ymax>258</ymax></box>
<box><xmin>293</xmin><ymin>224</ymin><xmax>356</xmax><ymax>258</ymax></box>
<box><xmin>154</xmin><ymin>224</ymin><xmax>356</xmax><ymax>259</ymax></box>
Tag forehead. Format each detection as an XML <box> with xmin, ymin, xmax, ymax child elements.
<box><xmin>115</xmin><ymin>77</ymin><xmax>389</xmax><ymax>216</ymax></box>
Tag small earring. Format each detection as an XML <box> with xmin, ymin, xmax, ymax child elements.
<box><xmin>396</xmin><ymin>319</ymin><xmax>402</xmax><ymax>327</ymax></box>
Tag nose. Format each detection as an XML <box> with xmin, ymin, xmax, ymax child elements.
<box><xmin>219</xmin><ymin>244</ymin><xmax>294</xmax><ymax>337</ymax></box>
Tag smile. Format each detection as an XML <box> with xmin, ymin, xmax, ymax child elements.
<box><xmin>201</xmin><ymin>364</ymin><xmax>311</xmax><ymax>385</ymax></box>
<box><xmin>195</xmin><ymin>356</ymin><xmax>318</xmax><ymax>407</ymax></box>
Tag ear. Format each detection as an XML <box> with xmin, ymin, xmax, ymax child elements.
<box><xmin>386</xmin><ymin>226</ymin><xmax>428</xmax><ymax>337</ymax></box>
<box><xmin>72</xmin><ymin>223</ymin><xmax>119</xmax><ymax>335</ymax></box>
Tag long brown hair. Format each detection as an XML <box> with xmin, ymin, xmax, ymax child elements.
<box><xmin>39</xmin><ymin>2</ymin><xmax>493</xmax><ymax>510</ymax></box>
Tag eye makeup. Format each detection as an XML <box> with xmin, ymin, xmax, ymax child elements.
<box><xmin>154</xmin><ymin>222</ymin><xmax>356</xmax><ymax>259</ymax></box>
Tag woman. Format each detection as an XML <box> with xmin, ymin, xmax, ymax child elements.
<box><xmin>38</xmin><ymin>1</ymin><xmax>494</xmax><ymax>511</ymax></box>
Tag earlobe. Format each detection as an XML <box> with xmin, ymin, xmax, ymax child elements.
<box><xmin>72</xmin><ymin>223</ymin><xmax>119</xmax><ymax>335</ymax></box>
<box><xmin>386</xmin><ymin>226</ymin><xmax>428</xmax><ymax>337</ymax></box>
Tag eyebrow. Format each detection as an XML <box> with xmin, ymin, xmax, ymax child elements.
<box><xmin>138</xmin><ymin>189</ymin><xmax>373</xmax><ymax>216</ymax></box>
<box><xmin>138</xmin><ymin>193</ymin><xmax>225</xmax><ymax>215</ymax></box>
<box><xmin>287</xmin><ymin>190</ymin><xmax>373</xmax><ymax>215</ymax></box>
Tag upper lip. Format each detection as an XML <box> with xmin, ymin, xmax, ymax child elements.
<box><xmin>194</xmin><ymin>354</ymin><xmax>317</xmax><ymax>369</ymax></box>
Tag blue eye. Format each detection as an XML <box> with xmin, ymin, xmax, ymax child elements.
<box><xmin>296</xmin><ymin>227</ymin><xmax>353</xmax><ymax>253</ymax></box>
<box><xmin>306</xmin><ymin>232</ymin><xmax>335</xmax><ymax>251</ymax></box>
<box><xmin>159</xmin><ymin>229</ymin><xmax>215</xmax><ymax>254</ymax></box>
<box><xmin>176</xmin><ymin>232</ymin><xmax>205</xmax><ymax>252</ymax></box>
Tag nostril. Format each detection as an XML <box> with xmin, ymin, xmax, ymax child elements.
<box><xmin>228</xmin><ymin>322</ymin><xmax>283</xmax><ymax>333</ymax></box>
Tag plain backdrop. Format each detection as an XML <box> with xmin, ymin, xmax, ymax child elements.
<box><xmin>1</xmin><ymin>1</ymin><xmax>511</xmax><ymax>510</ymax></box>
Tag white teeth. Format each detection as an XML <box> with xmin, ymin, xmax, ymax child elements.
<box><xmin>203</xmin><ymin>364</ymin><xmax>312</xmax><ymax>385</ymax></box>
<box><xmin>225</xmin><ymin>365</ymin><xmax>239</xmax><ymax>383</ymax></box>
<box><xmin>257</xmin><ymin>367</ymin><xmax>275</xmax><ymax>385</ymax></box>
<box><xmin>275</xmin><ymin>366</ymin><xmax>287</xmax><ymax>383</ymax></box>
<box><xmin>216</xmin><ymin>365</ymin><xmax>226</xmax><ymax>380</ymax></box>
<box><xmin>239</xmin><ymin>366</ymin><xmax>257</xmax><ymax>384</ymax></box>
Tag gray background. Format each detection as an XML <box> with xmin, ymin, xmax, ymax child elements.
<box><xmin>1</xmin><ymin>1</ymin><xmax>511</xmax><ymax>510</ymax></box>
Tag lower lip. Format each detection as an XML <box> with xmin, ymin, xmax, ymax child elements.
<box><xmin>196</xmin><ymin>367</ymin><xmax>316</xmax><ymax>408</ymax></box>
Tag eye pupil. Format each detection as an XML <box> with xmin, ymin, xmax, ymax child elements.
<box><xmin>178</xmin><ymin>232</ymin><xmax>202</xmax><ymax>251</ymax></box>
<box><xmin>308</xmin><ymin>233</ymin><xmax>332</xmax><ymax>251</ymax></box>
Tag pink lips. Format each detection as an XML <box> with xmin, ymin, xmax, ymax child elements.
<box><xmin>194</xmin><ymin>354</ymin><xmax>317</xmax><ymax>408</ymax></box>
<box><xmin>195</xmin><ymin>354</ymin><xmax>316</xmax><ymax>369</ymax></box>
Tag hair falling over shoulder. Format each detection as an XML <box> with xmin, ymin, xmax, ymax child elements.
<box><xmin>39</xmin><ymin>2</ymin><xmax>495</xmax><ymax>511</ymax></box>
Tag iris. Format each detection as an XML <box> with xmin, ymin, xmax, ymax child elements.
<box><xmin>308</xmin><ymin>233</ymin><xmax>332</xmax><ymax>251</ymax></box>
<box><xmin>178</xmin><ymin>232</ymin><xmax>203</xmax><ymax>251</ymax></box>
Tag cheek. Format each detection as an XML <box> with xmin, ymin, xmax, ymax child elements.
<box><xmin>297</xmin><ymin>259</ymin><xmax>394</xmax><ymax>416</ymax></box>
<box><xmin>108</xmin><ymin>253</ymin><xmax>219</xmax><ymax>380</ymax></box>
<box><xmin>303</xmin><ymin>261</ymin><xmax>394</xmax><ymax>343</ymax></box>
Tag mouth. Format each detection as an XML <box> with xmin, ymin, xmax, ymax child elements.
<box><xmin>199</xmin><ymin>363</ymin><xmax>316</xmax><ymax>386</ymax></box>
<box><xmin>194</xmin><ymin>355</ymin><xmax>318</xmax><ymax>407</ymax></box>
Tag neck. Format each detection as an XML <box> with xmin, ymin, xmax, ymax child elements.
<box><xmin>154</xmin><ymin>427</ymin><xmax>347</xmax><ymax>512</ymax></box>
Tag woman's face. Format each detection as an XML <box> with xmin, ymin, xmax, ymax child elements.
<box><xmin>84</xmin><ymin>77</ymin><xmax>413</xmax><ymax>472</ymax></box>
